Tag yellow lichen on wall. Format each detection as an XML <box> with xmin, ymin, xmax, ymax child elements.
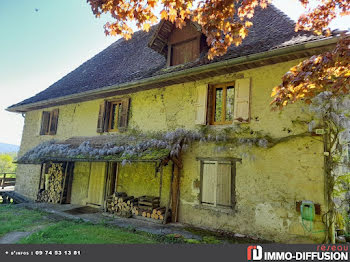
<box><xmin>16</xmin><ymin>58</ymin><xmax>326</xmax><ymax>243</ymax></box>
<box><xmin>15</xmin><ymin>164</ymin><xmax>41</xmax><ymax>199</ymax></box>
<box><xmin>70</xmin><ymin>162</ymin><xmax>90</xmax><ymax>205</ymax></box>
<box><xmin>179</xmin><ymin>137</ymin><xmax>325</xmax><ymax>243</ymax></box>
<box><xmin>70</xmin><ymin>162</ymin><xmax>106</xmax><ymax>206</ymax></box>
<box><xmin>117</xmin><ymin>163</ymin><xmax>172</xmax><ymax>207</ymax></box>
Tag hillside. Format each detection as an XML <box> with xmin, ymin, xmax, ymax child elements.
<box><xmin>0</xmin><ymin>142</ymin><xmax>19</xmax><ymax>153</ymax></box>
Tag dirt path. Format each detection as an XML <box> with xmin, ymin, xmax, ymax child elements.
<box><xmin>0</xmin><ymin>225</ymin><xmax>48</xmax><ymax>244</ymax></box>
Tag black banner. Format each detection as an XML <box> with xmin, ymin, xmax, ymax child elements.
<box><xmin>0</xmin><ymin>244</ymin><xmax>349</xmax><ymax>262</ymax></box>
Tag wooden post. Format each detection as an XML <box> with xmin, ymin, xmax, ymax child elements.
<box><xmin>38</xmin><ymin>163</ymin><xmax>44</xmax><ymax>191</ymax></box>
<box><xmin>1</xmin><ymin>173</ymin><xmax>5</xmax><ymax>189</ymax></box>
<box><xmin>163</xmin><ymin>163</ymin><xmax>174</xmax><ymax>224</ymax></box>
<box><xmin>115</xmin><ymin>163</ymin><xmax>119</xmax><ymax>193</ymax></box>
<box><xmin>171</xmin><ymin>159</ymin><xmax>181</xmax><ymax>222</ymax></box>
<box><xmin>103</xmin><ymin>162</ymin><xmax>110</xmax><ymax>211</ymax></box>
<box><xmin>65</xmin><ymin>163</ymin><xmax>74</xmax><ymax>204</ymax></box>
<box><xmin>159</xmin><ymin>165</ymin><xmax>163</xmax><ymax>200</ymax></box>
<box><xmin>60</xmin><ymin>162</ymin><xmax>69</xmax><ymax>204</ymax></box>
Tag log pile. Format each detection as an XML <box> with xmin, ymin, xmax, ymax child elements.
<box><xmin>107</xmin><ymin>193</ymin><xmax>170</xmax><ymax>222</ymax></box>
<box><xmin>37</xmin><ymin>163</ymin><xmax>64</xmax><ymax>203</ymax></box>
<box><xmin>107</xmin><ymin>192</ymin><xmax>138</xmax><ymax>218</ymax></box>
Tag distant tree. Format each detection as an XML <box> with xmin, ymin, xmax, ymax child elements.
<box><xmin>0</xmin><ymin>154</ymin><xmax>17</xmax><ymax>173</ymax></box>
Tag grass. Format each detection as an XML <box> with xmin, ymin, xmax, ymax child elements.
<box><xmin>0</xmin><ymin>205</ymin><xmax>180</xmax><ymax>244</ymax></box>
<box><xmin>0</xmin><ymin>205</ymin><xmax>236</xmax><ymax>244</ymax></box>
<box><xmin>0</xmin><ymin>205</ymin><xmax>47</xmax><ymax>237</ymax></box>
<box><xmin>19</xmin><ymin>220</ymin><xmax>159</xmax><ymax>244</ymax></box>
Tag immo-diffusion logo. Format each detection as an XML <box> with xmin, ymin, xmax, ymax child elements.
<box><xmin>247</xmin><ymin>245</ymin><xmax>263</xmax><ymax>261</ymax></box>
<box><xmin>247</xmin><ymin>245</ymin><xmax>349</xmax><ymax>261</ymax></box>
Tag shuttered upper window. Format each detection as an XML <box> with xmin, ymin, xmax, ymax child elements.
<box><xmin>198</xmin><ymin>158</ymin><xmax>238</xmax><ymax>208</ymax></box>
<box><xmin>40</xmin><ymin>109</ymin><xmax>59</xmax><ymax>135</ymax></box>
<box><xmin>210</xmin><ymin>84</ymin><xmax>235</xmax><ymax>125</ymax></box>
<box><xmin>194</xmin><ymin>78</ymin><xmax>251</xmax><ymax>125</ymax></box>
<box><xmin>97</xmin><ymin>98</ymin><xmax>130</xmax><ymax>133</ymax></box>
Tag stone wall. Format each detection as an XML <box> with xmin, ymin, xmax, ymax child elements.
<box><xmin>15</xmin><ymin>59</ymin><xmax>326</xmax><ymax>242</ymax></box>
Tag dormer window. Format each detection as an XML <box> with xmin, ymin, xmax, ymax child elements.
<box><xmin>148</xmin><ymin>20</ymin><xmax>207</xmax><ymax>67</ymax></box>
<box><xmin>169</xmin><ymin>37</ymin><xmax>200</xmax><ymax>66</ymax></box>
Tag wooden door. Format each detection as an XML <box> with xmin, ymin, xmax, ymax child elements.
<box><xmin>87</xmin><ymin>162</ymin><xmax>106</xmax><ymax>206</ymax></box>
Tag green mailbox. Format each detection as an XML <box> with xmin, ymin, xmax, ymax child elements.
<box><xmin>300</xmin><ymin>201</ymin><xmax>315</xmax><ymax>221</ymax></box>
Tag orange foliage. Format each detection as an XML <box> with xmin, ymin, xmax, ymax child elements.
<box><xmin>87</xmin><ymin>0</ymin><xmax>348</xmax><ymax>59</ymax></box>
<box><xmin>87</xmin><ymin>0</ymin><xmax>273</xmax><ymax>59</ymax></box>
<box><xmin>296</xmin><ymin>0</ymin><xmax>350</xmax><ymax>36</ymax></box>
<box><xmin>271</xmin><ymin>37</ymin><xmax>350</xmax><ymax>109</ymax></box>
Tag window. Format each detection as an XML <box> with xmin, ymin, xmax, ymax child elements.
<box><xmin>170</xmin><ymin>38</ymin><xmax>200</xmax><ymax>66</ymax></box>
<box><xmin>198</xmin><ymin>157</ymin><xmax>239</xmax><ymax>208</ymax></box>
<box><xmin>108</xmin><ymin>101</ymin><xmax>123</xmax><ymax>132</ymax></box>
<box><xmin>166</xmin><ymin>23</ymin><xmax>203</xmax><ymax>67</ymax></box>
<box><xmin>210</xmin><ymin>84</ymin><xmax>235</xmax><ymax>125</ymax></box>
<box><xmin>97</xmin><ymin>98</ymin><xmax>130</xmax><ymax>133</ymax></box>
<box><xmin>40</xmin><ymin>109</ymin><xmax>59</xmax><ymax>135</ymax></box>
<box><xmin>194</xmin><ymin>78</ymin><xmax>251</xmax><ymax>125</ymax></box>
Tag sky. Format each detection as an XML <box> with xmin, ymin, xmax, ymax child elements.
<box><xmin>0</xmin><ymin>0</ymin><xmax>349</xmax><ymax>146</ymax></box>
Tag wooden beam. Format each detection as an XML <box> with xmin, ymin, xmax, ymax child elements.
<box><xmin>60</xmin><ymin>162</ymin><xmax>69</xmax><ymax>204</ymax></box>
<box><xmin>159</xmin><ymin>165</ymin><xmax>163</xmax><ymax>201</ymax></box>
<box><xmin>196</xmin><ymin>157</ymin><xmax>242</xmax><ymax>163</ymax></box>
<box><xmin>65</xmin><ymin>163</ymin><xmax>74</xmax><ymax>204</ymax></box>
<box><xmin>103</xmin><ymin>162</ymin><xmax>111</xmax><ymax>211</ymax></box>
<box><xmin>37</xmin><ymin>163</ymin><xmax>44</xmax><ymax>196</ymax></box>
<box><xmin>171</xmin><ymin>162</ymin><xmax>180</xmax><ymax>222</ymax></box>
<box><xmin>163</xmin><ymin>164</ymin><xmax>174</xmax><ymax>224</ymax></box>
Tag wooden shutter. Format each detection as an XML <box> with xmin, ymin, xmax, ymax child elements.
<box><xmin>206</xmin><ymin>86</ymin><xmax>214</xmax><ymax>124</ymax></box>
<box><xmin>118</xmin><ymin>98</ymin><xmax>130</xmax><ymax>131</ymax></box>
<box><xmin>201</xmin><ymin>161</ymin><xmax>216</xmax><ymax>205</ymax></box>
<box><xmin>216</xmin><ymin>162</ymin><xmax>231</xmax><ymax>206</ymax></box>
<box><xmin>103</xmin><ymin>101</ymin><xmax>112</xmax><ymax>132</ymax></box>
<box><xmin>49</xmin><ymin>109</ymin><xmax>59</xmax><ymax>135</ymax></box>
<box><xmin>195</xmin><ymin>84</ymin><xmax>208</xmax><ymax>125</ymax></box>
<box><xmin>40</xmin><ymin>111</ymin><xmax>50</xmax><ymax>135</ymax></box>
<box><xmin>233</xmin><ymin>78</ymin><xmax>251</xmax><ymax>123</ymax></box>
<box><xmin>97</xmin><ymin>101</ymin><xmax>108</xmax><ymax>133</ymax></box>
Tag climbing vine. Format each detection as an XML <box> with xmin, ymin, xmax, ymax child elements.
<box><xmin>19</xmin><ymin>126</ymin><xmax>311</xmax><ymax>165</ymax></box>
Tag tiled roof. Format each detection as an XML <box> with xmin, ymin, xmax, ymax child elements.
<box><xmin>9</xmin><ymin>5</ymin><xmax>325</xmax><ymax>110</ymax></box>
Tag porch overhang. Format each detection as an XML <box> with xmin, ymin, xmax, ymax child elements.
<box><xmin>17</xmin><ymin>135</ymin><xmax>171</xmax><ymax>165</ymax></box>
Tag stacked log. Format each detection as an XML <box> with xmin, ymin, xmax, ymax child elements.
<box><xmin>37</xmin><ymin>163</ymin><xmax>64</xmax><ymax>203</ymax></box>
<box><xmin>107</xmin><ymin>192</ymin><xmax>138</xmax><ymax>218</ymax></box>
<box><xmin>107</xmin><ymin>194</ymin><xmax>170</xmax><ymax>222</ymax></box>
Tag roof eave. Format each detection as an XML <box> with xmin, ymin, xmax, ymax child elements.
<box><xmin>7</xmin><ymin>36</ymin><xmax>339</xmax><ymax>113</ymax></box>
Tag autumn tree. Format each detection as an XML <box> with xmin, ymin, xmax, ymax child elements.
<box><xmin>87</xmin><ymin>0</ymin><xmax>349</xmax><ymax>244</ymax></box>
<box><xmin>87</xmin><ymin>0</ymin><xmax>349</xmax><ymax>59</ymax></box>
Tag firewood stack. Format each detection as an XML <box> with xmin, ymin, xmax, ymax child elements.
<box><xmin>37</xmin><ymin>163</ymin><xmax>64</xmax><ymax>203</ymax></box>
<box><xmin>107</xmin><ymin>194</ymin><xmax>170</xmax><ymax>222</ymax></box>
<box><xmin>134</xmin><ymin>196</ymin><xmax>171</xmax><ymax>221</ymax></box>
<box><xmin>107</xmin><ymin>192</ymin><xmax>139</xmax><ymax>218</ymax></box>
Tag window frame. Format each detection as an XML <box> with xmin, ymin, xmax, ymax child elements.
<box><xmin>210</xmin><ymin>83</ymin><xmax>235</xmax><ymax>125</ymax></box>
<box><xmin>40</xmin><ymin>109</ymin><xmax>59</xmax><ymax>136</ymax></box>
<box><xmin>197</xmin><ymin>157</ymin><xmax>241</xmax><ymax>210</ymax></box>
<box><xmin>169</xmin><ymin>36</ymin><xmax>200</xmax><ymax>66</ymax></box>
<box><xmin>107</xmin><ymin>100</ymin><xmax>123</xmax><ymax>132</ymax></box>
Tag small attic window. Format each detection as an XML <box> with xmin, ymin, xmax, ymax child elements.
<box><xmin>148</xmin><ymin>21</ymin><xmax>208</xmax><ymax>67</ymax></box>
<box><xmin>169</xmin><ymin>37</ymin><xmax>200</xmax><ymax>66</ymax></box>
